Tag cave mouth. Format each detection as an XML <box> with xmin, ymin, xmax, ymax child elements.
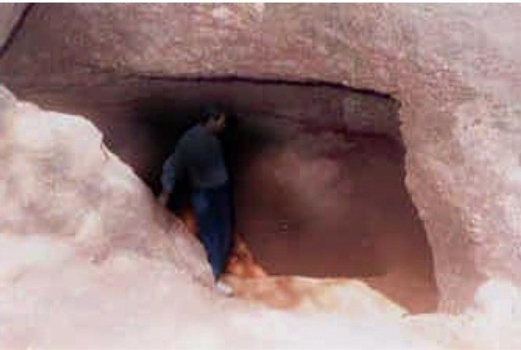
<box><xmin>224</xmin><ymin>108</ymin><xmax>438</xmax><ymax>314</ymax></box>
<box><xmin>2</xmin><ymin>74</ymin><xmax>438</xmax><ymax>314</ymax></box>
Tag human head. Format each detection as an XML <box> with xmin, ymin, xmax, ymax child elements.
<box><xmin>200</xmin><ymin>104</ymin><xmax>227</xmax><ymax>134</ymax></box>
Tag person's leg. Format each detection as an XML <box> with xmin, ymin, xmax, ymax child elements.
<box><xmin>216</xmin><ymin>184</ymin><xmax>232</xmax><ymax>270</ymax></box>
<box><xmin>191</xmin><ymin>184</ymin><xmax>233</xmax><ymax>280</ymax></box>
<box><xmin>191</xmin><ymin>188</ymin><xmax>222</xmax><ymax>279</ymax></box>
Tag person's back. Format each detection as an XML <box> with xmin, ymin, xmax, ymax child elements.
<box><xmin>175</xmin><ymin>124</ymin><xmax>228</xmax><ymax>190</ymax></box>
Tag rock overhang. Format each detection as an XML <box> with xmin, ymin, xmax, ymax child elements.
<box><xmin>2</xmin><ymin>3</ymin><xmax>521</xmax><ymax>348</ymax></box>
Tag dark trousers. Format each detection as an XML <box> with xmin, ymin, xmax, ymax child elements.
<box><xmin>190</xmin><ymin>184</ymin><xmax>232</xmax><ymax>280</ymax></box>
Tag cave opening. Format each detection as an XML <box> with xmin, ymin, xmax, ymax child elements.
<box><xmin>3</xmin><ymin>74</ymin><xmax>438</xmax><ymax>314</ymax></box>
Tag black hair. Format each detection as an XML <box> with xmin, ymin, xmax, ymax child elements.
<box><xmin>199</xmin><ymin>104</ymin><xmax>226</xmax><ymax>124</ymax></box>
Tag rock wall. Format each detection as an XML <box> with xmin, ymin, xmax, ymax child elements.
<box><xmin>0</xmin><ymin>74</ymin><xmax>400</xmax><ymax>192</ymax></box>
<box><xmin>229</xmin><ymin>114</ymin><xmax>438</xmax><ymax>313</ymax></box>
<box><xmin>0</xmin><ymin>84</ymin><xmax>443</xmax><ymax>350</ymax></box>
<box><xmin>1</xmin><ymin>2</ymin><xmax>521</xmax><ymax>312</ymax></box>
<box><xmin>0</xmin><ymin>3</ymin><xmax>27</xmax><ymax>51</ymax></box>
<box><xmin>1</xmin><ymin>86</ymin><xmax>520</xmax><ymax>346</ymax></box>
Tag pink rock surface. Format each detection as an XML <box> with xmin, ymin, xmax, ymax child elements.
<box><xmin>2</xmin><ymin>3</ymin><xmax>521</xmax><ymax>347</ymax></box>
<box><xmin>0</xmin><ymin>85</ymin><xmax>212</xmax><ymax>287</ymax></box>
<box><xmin>0</xmin><ymin>86</ymin><xmax>441</xmax><ymax>349</ymax></box>
<box><xmin>0</xmin><ymin>3</ymin><xmax>27</xmax><ymax>50</ymax></box>
<box><xmin>1</xmin><ymin>4</ymin><xmax>521</xmax><ymax>310</ymax></box>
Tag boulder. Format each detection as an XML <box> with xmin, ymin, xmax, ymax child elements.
<box><xmin>0</xmin><ymin>85</ymin><xmax>212</xmax><ymax>285</ymax></box>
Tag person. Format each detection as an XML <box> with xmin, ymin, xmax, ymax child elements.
<box><xmin>160</xmin><ymin>105</ymin><xmax>233</xmax><ymax>293</ymax></box>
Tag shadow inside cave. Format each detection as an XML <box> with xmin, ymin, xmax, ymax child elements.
<box><xmin>0</xmin><ymin>73</ymin><xmax>438</xmax><ymax>313</ymax></box>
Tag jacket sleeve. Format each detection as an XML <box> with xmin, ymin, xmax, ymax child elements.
<box><xmin>161</xmin><ymin>152</ymin><xmax>178</xmax><ymax>193</ymax></box>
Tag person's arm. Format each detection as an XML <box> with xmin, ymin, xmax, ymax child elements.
<box><xmin>159</xmin><ymin>152</ymin><xmax>177</xmax><ymax>206</ymax></box>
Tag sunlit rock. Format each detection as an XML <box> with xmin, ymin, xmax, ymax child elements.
<box><xmin>2</xmin><ymin>3</ymin><xmax>521</xmax><ymax>348</ymax></box>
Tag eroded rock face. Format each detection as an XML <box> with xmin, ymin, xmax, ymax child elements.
<box><xmin>0</xmin><ymin>85</ymin><xmax>211</xmax><ymax>285</ymax></box>
<box><xmin>0</xmin><ymin>73</ymin><xmax>400</xmax><ymax>193</ymax></box>
<box><xmin>1</xmin><ymin>4</ymin><xmax>521</xmax><ymax>311</ymax></box>
<box><xmin>229</xmin><ymin>115</ymin><xmax>437</xmax><ymax>313</ymax></box>
<box><xmin>0</xmin><ymin>86</ymin><xmax>444</xmax><ymax>349</ymax></box>
<box><xmin>2</xmin><ymin>4</ymin><xmax>521</xmax><ymax>347</ymax></box>
<box><xmin>0</xmin><ymin>3</ymin><xmax>27</xmax><ymax>51</ymax></box>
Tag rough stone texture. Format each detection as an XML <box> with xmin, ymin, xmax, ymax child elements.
<box><xmin>0</xmin><ymin>85</ymin><xmax>212</xmax><ymax>286</ymax></box>
<box><xmin>0</xmin><ymin>73</ymin><xmax>401</xmax><ymax>193</ymax></box>
<box><xmin>1</xmin><ymin>1</ymin><xmax>521</xmax><ymax>337</ymax></box>
<box><xmin>406</xmin><ymin>279</ymin><xmax>521</xmax><ymax>349</ymax></box>
<box><xmin>343</xmin><ymin>93</ymin><xmax>401</xmax><ymax>139</ymax></box>
<box><xmin>1</xmin><ymin>3</ymin><xmax>518</xmax><ymax>312</ymax></box>
<box><xmin>0</xmin><ymin>3</ymin><xmax>27</xmax><ymax>51</ymax></box>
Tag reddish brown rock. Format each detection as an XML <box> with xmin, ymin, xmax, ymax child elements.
<box><xmin>0</xmin><ymin>4</ymin><xmax>27</xmax><ymax>51</ymax></box>
<box><xmin>228</xmin><ymin>117</ymin><xmax>437</xmax><ymax>313</ymax></box>
<box><xmin>1</xmin><ymin>4</ymin><xmax>521</xmax><ymax>312</ymax></box>
<box><xmin>1</xmin><ymin>3</ymin><xmax>521</xmax><ymax>348</ymax></box>
<box><xmin>0</xmin><ymin>86</ymin><xmax>445</xmax><ymax>349</ymax></box>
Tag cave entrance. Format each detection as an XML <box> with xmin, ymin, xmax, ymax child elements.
<box><xmin>2</xmin><ymin>74</ymin><xmax>438</xmax><ymax>314</ymax></box>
